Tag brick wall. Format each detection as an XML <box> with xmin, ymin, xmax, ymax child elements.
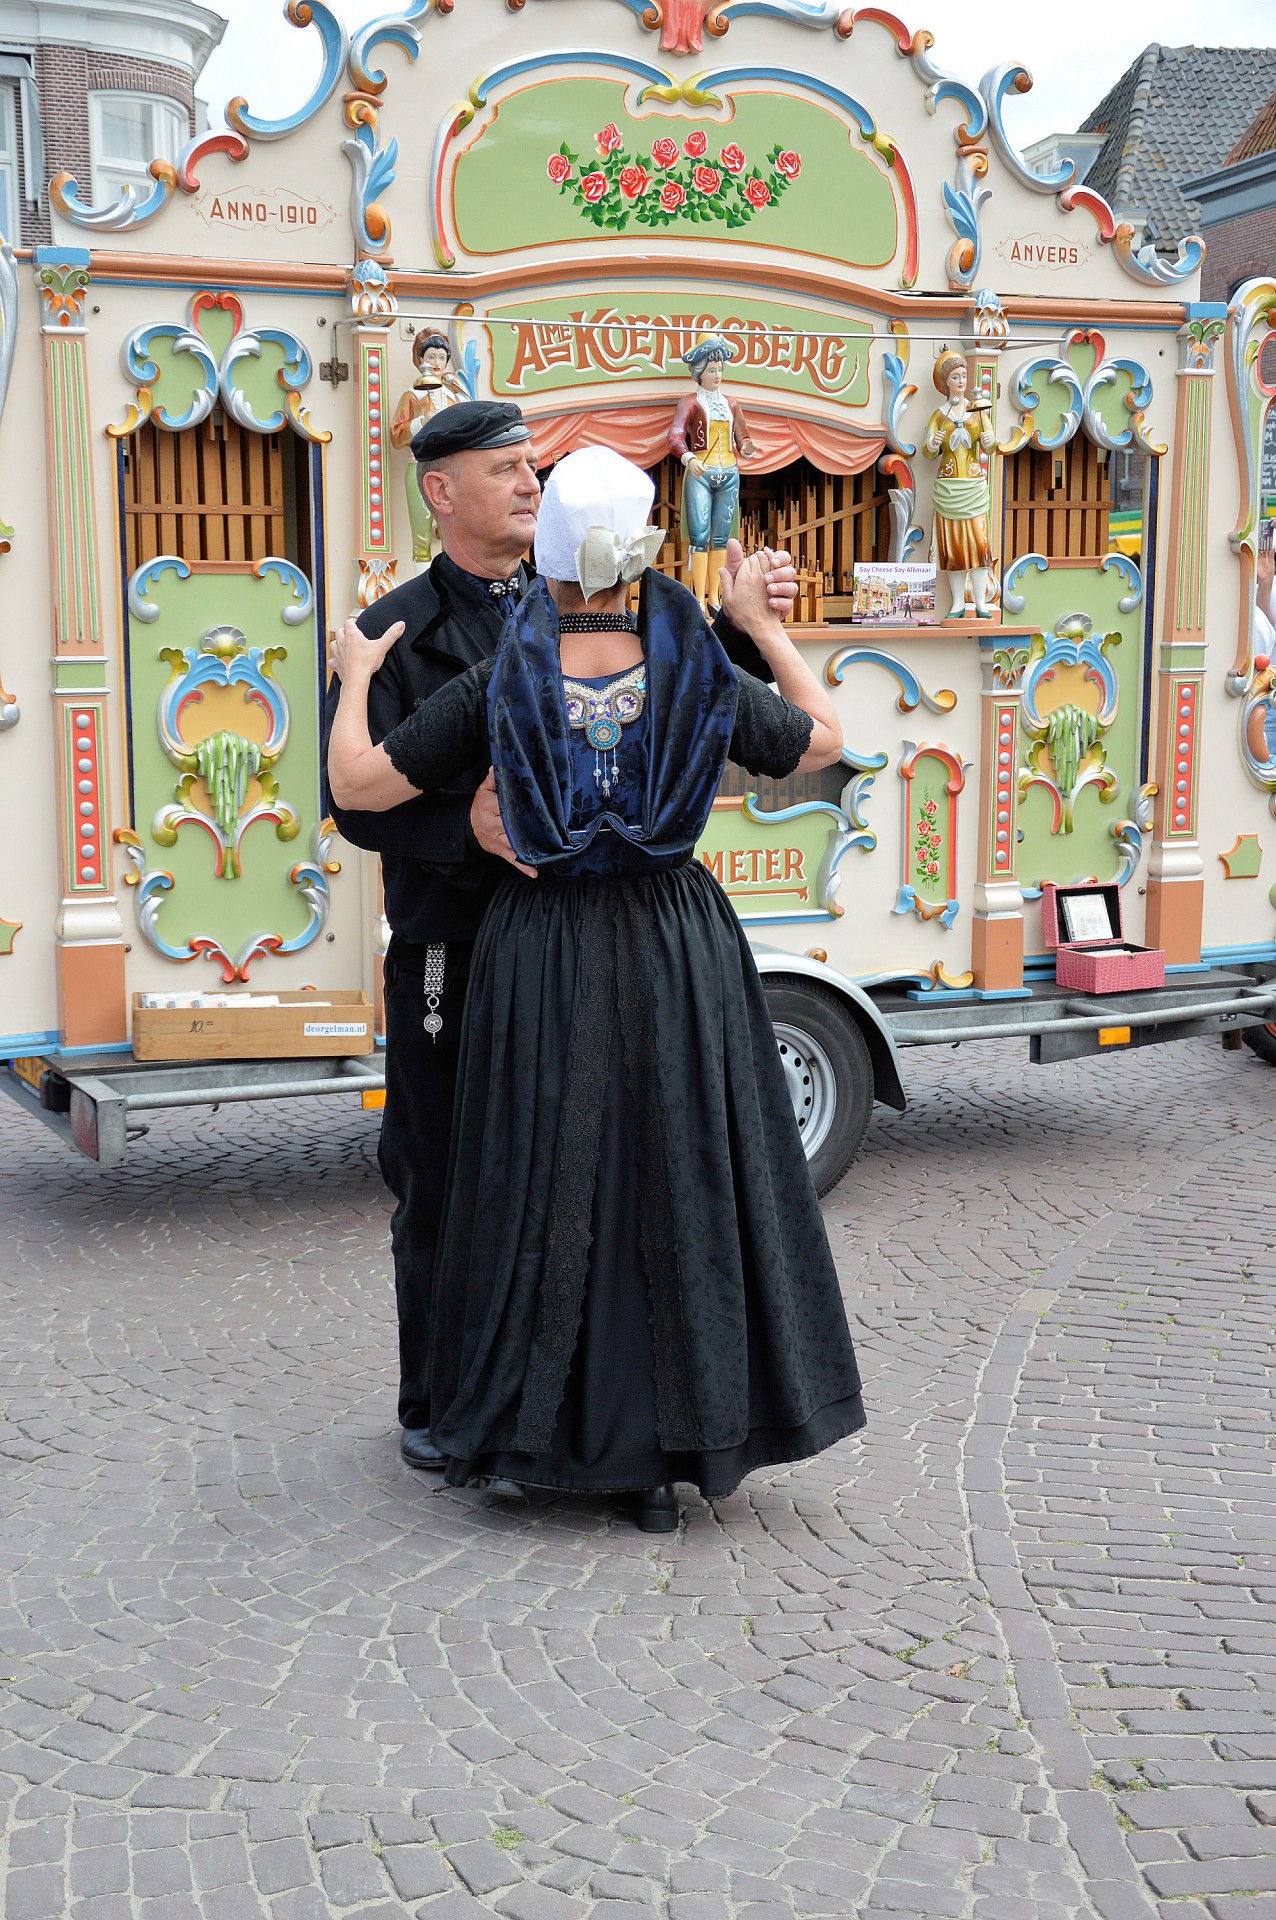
<box><xmin>19</xmin><ymin>44</ymin><xmax>197</xmax><ymax>246</ymax></box>
<box><xmin>1199</xmin><ymin>204</ymin><xmax>1276</xmax><ymax>301</ymax></box>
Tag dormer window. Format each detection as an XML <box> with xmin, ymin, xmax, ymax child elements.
<box><xmin>89</xmin><ymin>92</ymin><xmax>185</xmax><ymax>205</ymax></box>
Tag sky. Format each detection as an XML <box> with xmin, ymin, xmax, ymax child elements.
<box><xmin>197</xmin><ymin>0</ymin><xmax>1276</xmax><ymax>145</ymax></box>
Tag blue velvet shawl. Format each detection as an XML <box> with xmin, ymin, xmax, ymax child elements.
<box><xmin>487</xmin><ymin>569</ymin><xmax>739</xmax><ymax>874</ymax></box>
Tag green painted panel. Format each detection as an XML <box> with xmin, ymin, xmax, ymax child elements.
<box><xmin>229</xmin><ymin>336</ymin><xmax>292</xmax><ymax>425</ymax></box>
<box><xmin>487</xmin><ymin>293</ymin><xmax>871</xmax><ymax>408</ymax></box>
<box><xmin>148</xmin><ymin>332</ymin><xmax>209</xmax><ymax>422</ymax></box>
<box><xmin>53</xmin><ymin>660</ymin><xmax>108</xmax><ymax>690</ymax></box>
<box><xmin>127</xmin><ymin>567</ymin><xmax>321</xmax><ymax>955</ymax></box>
<box><xmin>196</xmin><ymin>305</ymin><xmax>238</xmax><ymax>367</ymax></box>
<box><xmin>1012</xmin><ymin>562</ymin><xmax>1144</xmax><ymax>891</ymax></box>
<box><xmin>453</xmin><ymin>77</ymin><xmax>898</xmax><ymax>268</ymax></box>
<box><xmin>1029</xmin><ymin>371</ymin><xmax>1072</xmax><ymax>447</ymax></box>
<box><xmin>696</xmin><ymin>802</ymin><xmax>835</xmax><ymax>922</ymax></box>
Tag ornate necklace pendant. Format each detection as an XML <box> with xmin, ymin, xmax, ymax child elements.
<box><xmin>563</xmin><ymin>666</ymin><xmax>647</xmax><ymax>791</ymax></box>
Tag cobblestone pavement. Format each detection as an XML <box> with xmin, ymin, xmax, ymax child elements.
<box><xmin>2</xmin><ymin>1035</ymin><xmax>1276</xmax><ymax>1920</ymax></box>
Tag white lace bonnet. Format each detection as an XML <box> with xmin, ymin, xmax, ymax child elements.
<box><xmin>534</xmin><ymin>446</ymin><xmax>665</xmax><ymax>599</ymax></box>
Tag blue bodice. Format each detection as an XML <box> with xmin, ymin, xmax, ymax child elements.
<box><xmin>487</xmin><ymin>571</ymin><xmax>740</xmax><ymax>881</ymax></box>
<box><xmin>564</xmin><ymin>673</ymin><xmax>655</xmax><ymax>877</ymax></box>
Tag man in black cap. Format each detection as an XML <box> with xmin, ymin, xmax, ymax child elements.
<box><xmin>323</xmin><ymin>397</ymin><xmax>795</xmax><ymax>1476</ymax></box>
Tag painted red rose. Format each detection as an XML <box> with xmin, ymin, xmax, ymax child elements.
<box><xmin>743</xmin><ymin>175</ymin><xmax>771</xmax><ymax>207</ymax></box>
<box><xmin>651</xmin><ymin>136</ymin><xmax>679</xmax><ymax>169</ymax></box>
<box><xmin>719</xmin><ymin>143</ymin><xmax>746</xmax><ymax>174</ymax></box>
<box><xmin>618</xmin><ymin>163</ymin><xmax>652</xmax><ymax>200</ymax></box>
<box><xmin>776</xmin><ymin>149</ymin><xmax>801</xmax><ymax>179</ymax></box>
<box><xmin>659</xmin><ymin>180</ymin><xmax>687</xmax><ymax>211</ymax></box>
<box><xmin>546</xmin><ymin>154</ymin><xmax>572</xmax><ymax>185</ymax></box>
<box><xmin>597</xmin><ymin>123</ymin><xmax>623</xmax><ymax>154</ymax></box>
<box><xmin>691</xmin><ymin>164</ymin><xmax>722</xmax><ymax>195</ymax></box>
<box><xmin>684</xmin><ymin>131</ymin><xmax>708</xmax><ymax>158</ymax></box>
<box><xmin>580</xmin><ymin>170</ymin><xmax>609</xmax><ymax>202</ymax></box>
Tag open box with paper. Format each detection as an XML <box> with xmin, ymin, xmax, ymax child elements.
<box><xmin>130</xmin><ymin>991</ymin><xmax>375</xmax><ymax>1064</ymax></box>
<box><xmin>1040</xmin><ymin>884</ymin><xmax>1166</xmax><ymax>994</ymax></box>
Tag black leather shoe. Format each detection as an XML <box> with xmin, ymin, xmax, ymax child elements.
<box><xmin>632</xmin><ymin>1484</ymin><xmax>679</xmax><ymax>1534</ymax></box>
<box><xmin>481</xmin><ymin>1475</ymin><xmax>525</xmax><ymax>1499</ymax></box>
<box><xmin>400</xmin><ymin>1428</ymin><xmax>445</xmax><ymax>1470</ymax></box>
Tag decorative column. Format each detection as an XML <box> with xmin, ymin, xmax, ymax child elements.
<box><xmin>972</xmin><ymin>639</ymin><xmax>1028</xmax><ymax>992</ymax></box>
<box><xmin>348</xmin><ymin>261</ymin><xmax>399</xmax><ymax>612</ymax></box>
<box><xmin>964</xmin><ymin>291</ymin><xmax>1010</xmax><ymax>630</ymax></box>
<box><xmin>1144</xmin><ymin>308</ymin><xmax>1227</xmax><ymax>963</ymax></box>
<box><xmin>964</xmin><ymin>291</ymin><xmax>1026</xmax><ymax>990</ymax></box>
<box><xmin>35</xmin><ymin>247</ymin><xmax>127</xmax><ymax>1047</ymax></box>
<box><xmin>345</xmin><ymin>262</ymin><xmax>399</xmax><ymax>1031</ymax></box>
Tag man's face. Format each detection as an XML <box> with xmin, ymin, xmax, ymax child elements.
<box><xmin>700</xmin><ymin>361</ymin><xmax>724</xmax><ymax>391</ymax></box>
<box><xmin>425</xmin><ymin>444</ymin><xmax>542</xmax><ymax>564</ymax></box>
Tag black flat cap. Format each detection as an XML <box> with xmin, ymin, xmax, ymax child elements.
<box><xmin>410</xmin><ymin>400</ymin><xmax>532</xmax><ymax>462</ymax></box>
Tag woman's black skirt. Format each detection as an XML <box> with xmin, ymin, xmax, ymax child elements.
<box><xmin>427</xmin><ymin>859</ymin><xmax>865</xmax><ymax>1499</ymax></box>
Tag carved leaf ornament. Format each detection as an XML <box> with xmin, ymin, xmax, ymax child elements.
<box><xmin>998</xmin><ymin>327</ymin><xmax>1165</xmax><ymax>458</ymax></box>
<box><xmin>108</xmin><ymin>292</ymin><xmax>329</xmax><ymax>443</ymax></box>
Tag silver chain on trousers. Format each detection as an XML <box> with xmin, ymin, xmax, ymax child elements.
<box><xmin>422</xmin><ymin>943</ymin><xmax>446</xmax><ymax>1040</ymax></box>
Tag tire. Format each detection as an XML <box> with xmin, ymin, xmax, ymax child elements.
<box><xmin>762</xmin><ymin>976</ymin><xmax>875</xmax><ymax>1198</ymax></box>
<box><xmin>1243</xmin><ymin>1021</ymin><xmax>1276</xmax><ymax>1066</ymax></box>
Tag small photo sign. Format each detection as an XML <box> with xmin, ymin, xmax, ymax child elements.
<box><xmin>851</xmin><ymin>562</ymin><xmax>937</xmax><ymax>626</ymax></box>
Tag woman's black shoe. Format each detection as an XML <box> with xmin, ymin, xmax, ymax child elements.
<box><xmin>632</xmin><ymin>1485</ymin><xmax>679</xmax><ymax>1533</ymax></box>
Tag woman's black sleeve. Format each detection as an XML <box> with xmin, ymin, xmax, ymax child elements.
<box><xmin>381</xmin><ymin>660</ymin><xmax>493</xmax><ymax>793</ymax></box>
<box><xmin>728</xmin><ymin>669</ymin><xmax>815</xmax><ymax>778</ymax></box>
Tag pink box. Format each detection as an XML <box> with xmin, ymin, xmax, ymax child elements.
<box><xmin>1040</xmin><ymin>882</ymin><xmax>1166</xmax><ymax>993</ymax></box>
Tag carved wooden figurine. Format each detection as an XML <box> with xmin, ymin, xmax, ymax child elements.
<box><xmin>922</xmin><ymin>349</ymin><xmax>996</xmax><ymax>619</ymax></box>
<box><xmin>668</xmin><ymin>333</ymin><xmax>758</xmax><ymax>610</ymax></box>
<box><xmin>389</xmin><ymin>330</ymin><xmax>464</xmax><ymax>565</ymax></box>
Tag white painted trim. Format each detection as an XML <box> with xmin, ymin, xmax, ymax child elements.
<box><xmin>0</xmin><ymin>0</ymin><xmax>224</xmax><ymax>76</ymax></box>
<box><xmin>0</xmin><ymin>78</ymin><xmax>17</xmax><ymax>242</ymax></box>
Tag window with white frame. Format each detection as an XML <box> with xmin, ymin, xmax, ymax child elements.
<box><xmin>0</xmin><ymin>85</ymin><xmax>19</xmax><ymax>242</ymax></box>
<box><xmin>90</xmin><ymin>93</ymin><xmax>185</xmax><ymax>204</ymax></box>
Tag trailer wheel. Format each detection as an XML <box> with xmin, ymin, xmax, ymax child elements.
<box><xmin>1243</xmin><ymin>1022</ymin><xmax>1276</xmax><ymax>1066</ymax></box>
<box><xmin>763</xmin><ymin>977</ymin><xmax>875</xmax><ymax>1198</ymax></box>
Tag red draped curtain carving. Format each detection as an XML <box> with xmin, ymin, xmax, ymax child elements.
<box><xmin>526</xmin><ymin>403</ymin><xmax>885</xmax><ymax>476</ymax></box>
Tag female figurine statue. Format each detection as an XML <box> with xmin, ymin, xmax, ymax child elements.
<box><xmin>923</xmin><ymin>349</ymin><xmax>996</xmax><ymax>619</ymax></box>
<box><xmin>389</xmin><ymin>330</ymin><xmax>464</xmax><ymax>565</ymax></box>
<box><xmin>669</xmin><ymin>333</ymin><xmax>759</xmax><ymax>611</ymax></box>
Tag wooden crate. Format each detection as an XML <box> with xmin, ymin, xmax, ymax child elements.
<box><xmin>131</xmin><ymin>989</ymin><xmax>375</xmax><ymax>1062</ymax></box>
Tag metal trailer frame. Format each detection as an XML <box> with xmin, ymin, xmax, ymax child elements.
<box><xmin>7</xmin><ymin>962</ymin><xmax>1276</xmax><ymax>1169</ymax></box>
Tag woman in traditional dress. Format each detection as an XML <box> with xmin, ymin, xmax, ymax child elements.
<box><xmin>922</xmin><ymin>349</ymin><xmax>996</xmax><ymax>619</ymax></box>
<box><xmin>328</xmin><ymin>448</ymin><xmax>865</xmax><ymax>1532</ymax></box>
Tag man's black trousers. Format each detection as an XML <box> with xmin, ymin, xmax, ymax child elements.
<box><xmin>378</xmin><ymin>939</ymin><xmax>474</xmax><ymax>1430</ymax></box>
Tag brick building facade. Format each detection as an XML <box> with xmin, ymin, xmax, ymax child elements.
<box><xmin>1183</xmin><ymin>88</ymin><xmax>1276</xmax><ymax>302</ymax></box>
<box><xmin>0</xmin><ymin>0</ymin><xmax>222</xmax><ymax>247</ymax></box>
<box><xmin>1194</xmin><ymin>202</ymin><xmax>1276</xmax><ymax>302</ymax></box>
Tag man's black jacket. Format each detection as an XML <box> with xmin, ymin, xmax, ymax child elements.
<box><xmin>321</xmin><ymin>554</ymin><xmax>771</xmax><ymax>947</ymax></box>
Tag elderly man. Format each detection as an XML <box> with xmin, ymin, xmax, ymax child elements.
<box><xmin>323</xmin><ymin>398</ymin><xmax>795</xmax><ymax>1475</ymax></box>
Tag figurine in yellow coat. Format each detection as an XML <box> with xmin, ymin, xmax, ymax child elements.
<box><xmin>923</xmin><ymin>350</ymin><xmax>996</xmax><ymax>619</ymax></box>
<box><xmin>668</xmin><ymin>334</ymin><xmax>759</xmax><ymax>610</ymax></box>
